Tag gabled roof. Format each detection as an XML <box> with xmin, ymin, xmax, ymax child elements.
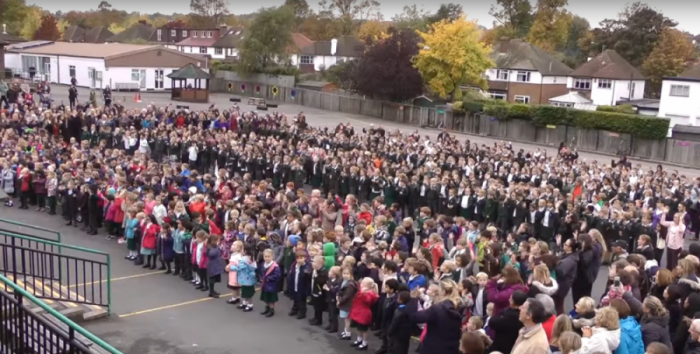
<box><xmin>212</xmin><ymin>27</ymin><xmax>244</xmax><ymax>48</ymax></box>
<box><xmin>167</xmin><ymin>63</ymin><xmax>210</xmax><ymax>79</ymax></box>
<box><xmin>571</xmin><ymin>50</ymin><xmax>644</xmax><ymax>80</ymax></box>
<box><xmin>492</xmin><ymin>39</ymin><xmax>573</xmax><ymax>76</ymax></box>
<box><xmin>288</xmin><ymin>33</ymin><xmax>312</xmax><ymax>54</ymax></box>
<box><xmin>300</xmin><ymin>35</ymin><xmax>363</xmax><ymax>58</ymax></box>
<box><xmin>63</xmin><ymin>26</ymin><xmax>113</xmax><ymax>43</ymax></box>
<box><xmin>550</xmin><ymin>92</ymin><xmax>593</xmax><ymax>104</ymax></box>
<box><xmin>0</xmin><ymin>32</ymin><xmax>25</xmax><ymax>44</ymax></box>
<box><xmin>176</xmin><ymin>37</ymin><xmax>218</xmax><ymax>47</ymax></box>
<box><xmin>675</xmin><ymin>64</ymin><xmax>700</xmax><ymax>81</ymax></box>
<box><xmin>105</xmin><ymin>23</ymin><xmax>155</xmax><ymax>43</ymax></box>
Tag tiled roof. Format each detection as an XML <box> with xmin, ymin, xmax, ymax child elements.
<box><xmin>212</xmin><ymin>27</ymin><xmax>244</xmax><ymax>48</ymax></box>
<box><xmin>105</xmin><ymin>23</ymin><xmax>155</xmax><ymax>43</ymax></box>
<box><xmin>492</xmin><ymin>39</ymin><xmax>573</xmax><ymax>76</ymax></box>
<box><xmin>176</xmin><ymin>37</ymin><xmax>218</xmax><ymax>47</ymax></box>
<box><xmin>167</xmin><ymin>63</ymin><xmax>211</xmax><ymax>79</ymax></box>
<box><xmin>288</xmin><ymin>33</ymin><xmax>312</xmax><ymax>54</ymax></box>
<box><xmin>571</xmin><ymin>50</ymin><xmax>645</xmax><ymax>80</ymax></box>
<box><xmin>678</xmin><ymin>64</ymin><xmax>700</xmax><ymax>80</ymax></box>
<box><xmin>0</xmin><ymin>32</ymin><xmax>25</xmax><ymax>43</ymax></box>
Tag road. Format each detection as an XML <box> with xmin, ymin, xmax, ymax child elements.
<box><xmin>0</xmin><ymin>85</ymin><xmax>690</xmax><ymax>354</ymax></box>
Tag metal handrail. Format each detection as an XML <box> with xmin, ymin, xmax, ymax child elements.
<box><xmin>0</xmin><ymin>273</ymin><xmax>122</xmax><ymax>354</ymax></box>
<box><xmin>0</xmin><ymin>218</ymin><xmax>62</xmax><ymax>244</ymax></box>
<box><xmin>0</xmin><ymin>230</ymin><xmax>112</xmax><ymax>313</ymax></box>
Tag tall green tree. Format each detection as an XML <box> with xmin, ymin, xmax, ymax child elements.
<box><xmin>642</xmin><ymin>28</ymin><xmax>694</xmax><ymax>97</ymax></box>
<box><xmin>561</xmin><ymin>15</ymin><xmax>590</xmax><ymax>67</ymax></box>
<box><xmin>33</xmin><ymin>14</ymin><xmax>60</xmax><ymax>41</ymax></box>
<box><xmin>285</xmin><ymin>0</ymin><xmax>312</xmax><ymax>30</ymax></box>
<box><xmin>237</xmin><ymin>6</ymin><xmax>295</xmax><ymax>74</ymax></box>
<box><xmin>489</xmin><ymin>0</ymin><xmax>533</xmax><ymax>38</ymax></box>
<box><xmin>0</xmin><ymin>0</ymin><xmax>29</xmax><ymax>35</ymax></box>
<box><xmin>426</xmin><ymin>3</ymin><xmax>463</xmax><ymax>25</ymax></box>
<box><xmin>527</xmin><ymin>0</ymin><xmax>571</xmax><ymax>53</ymax></box>
<box><xmin>590</xmin><ymin>2</ymin><xmax>677</xmax><ymax>67</ymax></box>
<box><xmin>318</xmin><ymin>0</ymin><xmax>382</xmax><ymax>35</ymax></box>
<box><xmin>391</xmin><ymin>5</ymin><xmax>429</xmax><ymax>31</ymax></box>
<box><xmin>189</xmin><ymin>0</ymin><xmax>230</xmax><ymax>27</ymax></box>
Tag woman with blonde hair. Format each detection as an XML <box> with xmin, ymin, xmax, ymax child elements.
<box><xmin>639</xmin><ymin>296</ymin><xmax>672</xmax><ymax>350</ymax></box>
<box><xmin>580</xmin><ymin>307</ymin><xmax>620</xmax><ymax>354</ymax></box>
<box><xmin>555</xmin><ymin>331</ymin><xmax>582</xmax><ymax>354</ymax></box>
<box><xmin>677</xmin><ymin>258</ymin><xmax>700</xmax><ymax>300</ymax></box>
<box><xmin>571</xmin><ymin>296</ymin><xmax>597</xmax><ymax>330</ymax></box>
<box><xmin>529</xmin><ymin>263</ymin><xmax>559</xmax><ymax>297</ymax></box>
<box><xmin>550</xmin><ymin>314</ymin><xmax>574</xmax><ymax>352</ymax></box>
<box><xmin>412</xmin><ymin>279</ymin><xmax>463</xmax><ymax>354</ymax></box>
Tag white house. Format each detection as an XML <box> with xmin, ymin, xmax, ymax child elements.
<box><xmin>657</xmin><ymin>65</ymin><xmax>700</xmax><ymax>136</ymax></box>
<box><xmin>4</xmin><ymin>41</ymin><xmax>208</xmax><ymax>91</ymax></box>
<box><xmin>292</xmin><ymin>35</ymin><xmax>363</xmax><ymax>74</ymax></box>
<box><xmin>567</xmin><ymin>49</ymin><xmax>646</xmax><ymax>106</ymax></box>
<box><xmin>174</xmin><ymin>27</ymin><xmax>242</xmax><ymax>61</ymax></box>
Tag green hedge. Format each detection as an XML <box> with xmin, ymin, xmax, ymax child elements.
<box><xmin>528</xmin><ymin>105</ymin><xmax>669</xmax><ymax>140</ymax></box>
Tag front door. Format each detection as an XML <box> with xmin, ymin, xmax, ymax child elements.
<box><xmin>154</xmin><ymin>69</ymin><xmax>164</xmax><ymax>89</ymax></box>
<box><xmin>43</xmin><ymin>62</ymin><xmax>51</xmax><ymax>82</ymax></box>
<box><xmin>140</xmin><ymin>69</ymin><xmax>147</xmax><ymax>89</ymax></box>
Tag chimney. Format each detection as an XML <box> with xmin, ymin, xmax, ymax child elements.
<box><xmin>2</xmin><ymin>24</ymin><xmax>6</xmax><ymax>34</ymax></box>
<box><xmin>499</xmin><ymin>36</ymin><xmax>510</xmax><ymax>54</ymax></box>
<box><xmin>331</xmin><ymin>38</ymin><xmax>338</xmax><ymax>56</ymax></box>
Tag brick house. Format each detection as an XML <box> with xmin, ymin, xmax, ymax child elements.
<box><xmin>483</xmin><ymin>38</ymin><xmax>573</xmax><ymax>104</ymax></box>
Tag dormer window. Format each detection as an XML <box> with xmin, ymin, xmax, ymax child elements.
<box><xmin>193</xmin><ymin>31</ymin><xmax>198</xmax><ymax>38</ymax></box>
<box><xmin>182</xmin><ymin>30</ymin><xmax>188</xmax><ymax>37</ymax></box>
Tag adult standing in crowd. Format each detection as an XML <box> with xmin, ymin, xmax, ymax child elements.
<box><xmin>511</xmin><ymin>298</ymin><xmax>550</xmax><ymax>354</ymax></box>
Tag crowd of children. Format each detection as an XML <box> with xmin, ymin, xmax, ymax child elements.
<box><xmin>2</xmin><ymin>97</ymin><xmax>700</xmax><ymax>354</ymax></box>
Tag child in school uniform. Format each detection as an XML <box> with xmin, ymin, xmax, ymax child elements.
<box><xmin>386</xmin><ymin>291</ymin><xmax>413</xmax><ymax>354</ymax></box>
<box><xmin>141</xmin><ymin>215</ymin><xmax>160</xmax><ymax>269</ymax></box>
<box><xmin>349</xmin><ymin>277</ymin><xmax>380</xmax><ymax>351</ymax></box>
<box><xmin>191</xmin><ymin>230</ymin><xmax>209</xmax><ymax>290</ymax></box>
<box><xmin>157</xmin><ymin>223</ymin><xmax>175</xmax><ymax>273</ymax></box>
<box><xmin>232</xmin><ymin>243</ymin><xmax>257</xmax><ymax>311</ymax></box>
<box><xmin>172</xmin><ymin>219</ymin><xmax>192</xmax><ymax>276</ymax></box>
<box><xmin>226</xmin><ymin>240</ymin><xmax>244</xmax><ymax>304</ymax></box>
<box><xmin>376</xmin><ymin>278</ymin><xmax>400</xmax><ymax>354</ymax></box>
<box><xmin>287</xmin><ymin>250</ymin><xmax>312</xmax><ymax>319</ymax></box>
<box><xmin>337</xmin><ymin>266</ymin><xmax>358</xmax><ymax>339</ymax></box>
<box><xmin>206</xmin><ymin>234</ymin><xmax>223</xmax><ymax>298</ymax></box>
<box><xmin>310</xmin><ymin>255</ymin><xmax>329</xmax><ymax>326</ymax></box>
<box><xmin>259</xmin><ymin>248</ymin><xmax>282</xmax><ymax>317</ymax></box>
<box><xmin>325</xmin><ymin>266</ymin><xmax>342</xmax><ymax>333</ymax></box>
<box><xmin>124</xmin><ymin>209</ymin><xmax>139</xmax><ymax>260</ymax></box>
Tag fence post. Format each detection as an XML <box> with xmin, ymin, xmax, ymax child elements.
<box><xmin>16</xmin><ymin>292</ymin><xmax>26</xmax><ymax>353</ymax></box>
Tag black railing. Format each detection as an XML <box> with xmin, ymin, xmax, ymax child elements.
<box><xmin>0</xmin><ymin>231</ymin><xmax>111</xmax><ymax>309</ymax></box>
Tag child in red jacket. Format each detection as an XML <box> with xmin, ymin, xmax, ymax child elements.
<box><xmin>349</xmin><ymin>277</ymin><xmax>379</xmax><ymax>350</ymax></box>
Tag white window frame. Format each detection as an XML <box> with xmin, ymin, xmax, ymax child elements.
<box><xmin>516</xmin><ymin>71</ymin><xmax>530</xmax><ymax>82</ymax></box>
<box><xmin>574</xmin><ymin>78</ymin><xmax>592</xmax><ymax>90</ymax></box>
<box><xmin>670</xmin><ymin>85</ymin><xmax>689</xmax><ymax>97</ymax></box>
<box><xmin>552</xmin><ymin>101</ymin><xmax>574</xmax><ymax>108</ymax></box>
<box><xmin>514</xmin><ymin>95</ymin><xmax>530</xmax><ymax>104</ymax></box>
<box><xmin>182</xmin><ymin>30</ymin><xmax>188</xmax><ymax>37</ymax></box>
<box><xmin>199</xmin><ymin>47</ymin><xmax>207</xmax><ymax>54</ymax></box>
<box><xmin>87</xmin><ymin>67</ymin><xmax>94</xmax><ymax>79</ymax></box>
<box><xmin>214</xmin><ymin>47</ymin><xmax>223</xmax><ymax>55</ymax></box>
<box><xmin>69</xmin><ymin>65</ymin><xmax>76</xmax><ymax>78</ymax></box>
<box><xmin>630</xmin><ymin>82</ymin><xmax>636</xmax><ymax>96</ymax></box>
<box><xmin>207</xmin><ymin>31</ymin><xmax>212</xmax><ymax>38</ymax></box>
<box><xmin>495</xmin><ymin>69</ymin><xmax>508</xmax><ymax>81</ymax></box>
<box><xmin>171</xmin><ymin>29</ymin><xmax>176</xmax><ymax>37</ymax></box>
<box><xmin>489</xmin><ymin>92</ymin><xmax>507</xmax><ymax>100</ymax></box>
<box><xmin>156</xmin><ymin>29</ymin><xmax>162</xmax><ymax>41</ymax></box>
<box><xmin>598</xmin><ymin>79</ymin><xmax>612</xmax><ymax>89</ymax></box>
<box><xmin>131</xmin><ymin>69</ymin><xmax>140</xmax><ymax>81</ymax></box>
<box><xmin>300</xmin><ymin>55</ymin><xmax>313</xmax><ymax>64</ymax></box>
<box><xmin>193</xmin><ymin>31</ymin><xmax>198</xmax><ymax>38</ymax></box>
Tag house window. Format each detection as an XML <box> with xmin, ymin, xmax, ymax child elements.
<box><xmin>630</xmin><ymin>82</ymin><xmax>636</xmax><ymax>96</ymax></box>
<box><xmin>157</xmin><ymin>29</ymin><xmax>162</xmax><ymax>41</ymax></box>
<box><xmin>514</xmin><ymin>95</ymin><xmax>530</xmax><ymax>104</ymax></box>
<box><xmin>207</xmin><ymin>31</ymin><xmax>212</xmax><ymax>38</ymax></box>
<box><xmin>199</xmin><ymin>47</ymin><xmax>207</xmax><ymax>54</ymax></box>
<box><xmin>88</xmin><ymin>67</ymin><xmax>94</xmax><ymax>79</ymax></box>
<box><xmin>171</xmin><ymin>29</ymin><xmax>176</xmax><ymax>37</ymax></box>
<box><xmin>300</xmin><ymin>55</ymin><xmax>313</xmax><ymax>64</ymax></box>
<box><xmin>131</xmin><ymin>69</ymin><xmax>140</xmax><ymax>81</ymax></box>
<box><xmin>69</xmin><ymin>65</ymin><xmax>75</xmax><ymax>78</ymax></box>
<box><xmin>489</xmin><ymin>92</ymin><xmax>507</xmax><ymax>100</ymax></box>
<box><xmin>495</xmin><ymin>69</ymin><xmax>508</xmax><ymax>81</ymax></box>
<box><xmin>574</xmin><ymin>78</ymin><xmax>591</xmax><ymax>90</ymax></box>
<box><xmin>516</xmin><ymin>71</ymin><xmax>530</xmax><ymax>82</ymax></box>
<box><xmin>552</xmin><ymin>102</ymin><xmax>574</xmax><ymax>108</ymax></box>
<box><xmin>670</xmin><ymin>85</ymin><xmax>690</xmax><ymax>97</ymax></box>
<box><xmin>215</xmin><ymin>47</ymin><xmax>223</xmax><ymax>55</ymax></box>
<box><xmin>193</xmin><ymin>31</ymin><xmax>198</xmax><ymax>38</ymax></box>
<box><xmin>182</xmin><ymin>30</ymin><xmax>188</xmax><ymax>37</ymax></box>
<box><xmin>598</xmin><ymin>79</ymin><xmax>612</xmax><ymax>89</ymax></box>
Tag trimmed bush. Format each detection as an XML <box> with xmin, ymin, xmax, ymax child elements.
<box><xmin>484</xmin><ymin>105</ymin><xmax>508</xmax><ymax>120</ymax></box>
<box><xmin>463</xmin><ymin>101</ymin><xmax>484</xmax><ymax>113</ymax></box>
<box><xmin>530</xmin><ymin>106</ymin><xmax>669</xmax><ymax>140</ymax></box>
<box><xmin>505</xmin><ymin>104</ymin><xmax>532</xmax><ymax>120</ymax></box>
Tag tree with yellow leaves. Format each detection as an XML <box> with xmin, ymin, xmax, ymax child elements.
<box><xmin>20</xmin><ymin>6</ymin><xmax>43</xmax><ymax>40</ymax></box>
<box><xmin>413</xmin><ymin>15</ymin><xmax>494</xmax><ymax>101</ymax></box>
<box><xmin>108</xmin><ymin>23</ymin><xmax>125</xmax><ymax>34</ymax></box>
<box><xmin>642</xmin><ymin>28</ymin><xmax>694</xmax><ymax>98</ymax></box>
<box><xmin>527</xmin><ymin>0</ymin><xmax>571</xmax><ymax>53</ymax></box>
<box><xmin>356</xmin><ymin>20</ymin><xmax>388</xmax><ymax>44</ymax></box>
